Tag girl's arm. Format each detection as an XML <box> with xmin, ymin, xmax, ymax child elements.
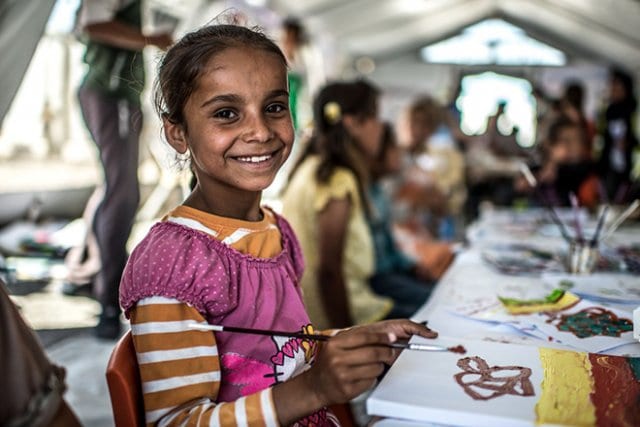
<box><xmin>274</xmin><ymin>320</ymin><xmax>439</xmax><ymax>423</ymax></box>
<box><xmin>82</xmin><ymin>21</ymin><xmax>173</xmax><ymax>51</ymax></box>
<box><xmin>130</xmin><ymin>297</ymin><xmax>279</xmax><ymax>426</ymax></box>
<box><xmin>317</xmin><ymin>196</ymin><xmax>353</xmax><ymax>328</ymax></box>
<box><xmin>131</xmin><ymin>297</ymin><xmax>436</xmax><ymax>426</ymax></box>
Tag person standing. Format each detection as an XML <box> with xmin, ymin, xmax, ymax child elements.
<box><xmin>75</xmin><ymin>0</ymin><xmax>172</xmax><ymax>339</ymax></box>
<box><xmin>597</xmin><ymin>68</ymin><xmax>638</xmax><ymax>203</ymax></box>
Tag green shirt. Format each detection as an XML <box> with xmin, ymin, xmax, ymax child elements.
<box><xmin>81</xmin><ymin>0</ymin><xmax>144</xmax><ymax>105</ymax></box>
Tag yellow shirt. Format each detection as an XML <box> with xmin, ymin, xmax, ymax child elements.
<box><xmin>282</xmin><ymin>156</ymin><xmax>392</xmax><ymax>329</ymax></box>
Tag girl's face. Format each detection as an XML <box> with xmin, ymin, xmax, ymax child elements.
<box><xmin>166</xmin><ymin>46</ymin><xmax>294</xmax><ymax>195</ymax></box>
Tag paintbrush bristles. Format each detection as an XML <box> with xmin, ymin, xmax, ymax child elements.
<box><xmin>601</xmin><ymin>199</ymin><xmax>640</xmax><ymax>242</ymax></box>
<box><xmin>590</xmin><ymin>205</ymin><xmax>609</xmax><ymax>247</ymax></box>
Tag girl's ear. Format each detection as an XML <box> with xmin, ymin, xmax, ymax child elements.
<box><xmin>163</xmin><ymin>116</ymin><xmax>189</xmax><ymax>154</ymax></box>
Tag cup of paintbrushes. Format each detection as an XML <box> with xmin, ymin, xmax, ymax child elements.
<box><xmin>566</xmin><ymin>240</ymin><xmax>598</xmax><ymax>274</ymax></box>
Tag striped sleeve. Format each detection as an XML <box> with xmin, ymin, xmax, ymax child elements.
<box><xmin>130</xmin><ymin>296</ymin><xmax>280</xmax><ymax>427</ymax></box>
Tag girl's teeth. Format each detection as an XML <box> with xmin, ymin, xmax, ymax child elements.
<box><xmin>238</xmin><ymin>155</ymin><xmax>271</xmax><ymax>163</ymax></box>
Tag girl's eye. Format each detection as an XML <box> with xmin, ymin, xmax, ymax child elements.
<box><xmin>266</xmin><ymin>103</ymin><xmax>288</xmax><ymax>114</ymax></box>
<box><xmin>213</xmin><ymin>109</ymin><xmax>237</xmax><ymax>120</ymax></box>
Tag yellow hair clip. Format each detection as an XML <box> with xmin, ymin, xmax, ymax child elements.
<box><xmin>323</xmin><ymin>102</ymin><xmax>342</xmax><ymax>125</ymax></box>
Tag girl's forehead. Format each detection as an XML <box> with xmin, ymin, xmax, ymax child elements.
<box><xmin>188</xmin><ymin>46</ymin><xmax>288</xmax><ymax>103</ymax></box>
<box><xmin>204</xmin><ymin>46</ymin><xmax>286</xmax><ymax>70</ymax></box>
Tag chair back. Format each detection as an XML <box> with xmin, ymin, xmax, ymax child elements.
<box><xmin>106</xmin><ymin>330</ymin><xmax>145</xmax><ymax>427</ymax></box>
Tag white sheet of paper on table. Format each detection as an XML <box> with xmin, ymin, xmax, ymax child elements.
<box><xmin>449</xmin><ymin>299</ymin><xmax>635</xmax><ymax>353</ymax></box>
<box><xmin>367</xmin><ymin>338</ymin><xmax>545</xmax><ymax>427</ymax></box>
<box><xmin>527</xmin><ymin>301</ymin><xmax>635</xmax><ymax>352</ymax></box>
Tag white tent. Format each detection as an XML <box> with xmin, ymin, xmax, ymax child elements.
<box><xmin>270</xmin><ymin>0</ymin><xmax>640</xmax><ymax>71</ymax></box>
<box><xmin>264</xmin><ymin>0</ymin><xmax>640</xmax><ymax>125</ymax></box>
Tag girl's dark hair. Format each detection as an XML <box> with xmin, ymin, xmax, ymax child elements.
<box><xmin>282</xmin><ymin>17</ymin><xmax>307</xmax><ymax>45</ymax></box>
<box><xmin>154</xmin><ymin>24</ymin><xmax>287</xmax><ymax>128</ymax></box>
<box><xmin>563</xmin><ymin>81</ymin><xmax>584</xmax><ymax>111</ymax></box>
<box><xmin>377</xmin><ymin>122</ymin><xmax>396</xmax><ymax>163</ymax></box>
<box><xmin>287</xmin><ymin>80</ymin><xmax>380</xmax><ymax>214</ymax></box>
<box><xmin>371</xmin><ymin>122</ymin><xmax>397</xmax><ymax>180</ymax></box>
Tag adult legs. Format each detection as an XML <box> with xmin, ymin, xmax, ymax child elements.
<box><xmin>78</xmin><ymin>85</ymin><xmax>141</xmax><ymax>339</ymax></box>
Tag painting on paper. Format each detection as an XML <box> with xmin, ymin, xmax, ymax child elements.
<box><xmin>367</xmin><ymin>339</ymin><xmax>640</xmax><ymax>427</ymax></box>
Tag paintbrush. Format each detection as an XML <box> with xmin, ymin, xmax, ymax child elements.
<box><xmin>518</xmin><ymin>162</ymin><xmax>573</xmax><ymax>243</ymax></box>
<box><xmin>187</xmin><ymin>323</ymin><xmax>457</xmax><ymax>352</ymax></box>
<box><xmin>601</xmin><ymin>199</ymin><xmax>640</xmax><ymax>242</ymax></box>
<box><xmin>569</xmin><ymin>192</ymin><xmax>584</xmax><ymax>243</ymax></box>
<box><xmin>589</xmin><ymin>205</ymin><xmax>608</xmax><ymax>247</ymax></box>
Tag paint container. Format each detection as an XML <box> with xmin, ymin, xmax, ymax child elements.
<box><xmin>566</xmin><ymin>242</ymin><xmax>598</xmax><ymax>274</ymax></box>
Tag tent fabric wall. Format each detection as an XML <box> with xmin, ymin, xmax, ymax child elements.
<box><xmin>0</xmin><ymin>0</ymin><xmax>56</xmax><ymax>124</ymax></box>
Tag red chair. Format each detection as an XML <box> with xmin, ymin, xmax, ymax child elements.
<box><xmin>105</xmin><ymin>331</ymin><xmax>145</xmax><ymax>427</ymax></box>
<box><xmin>105</xmin><ymin>331</ymin><xmax>356</xmax><ymax>427</ymax></box>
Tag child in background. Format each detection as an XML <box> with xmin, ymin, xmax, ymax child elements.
<box><xmin>119</xmin><ymin>24</ymin><xmax>435</xmax><ymax>426</ymax></box>
<box><xmin>282</xmin><ymin>80</ymin><xmax>394</xmax><ymax>330</ymax></box>
<box><xmin>402</xmin><ymin>96</ymin><xmax>466</xmax><ymax>240</ymax></box>
<box><xmin>368</xmin><ymin>123</ymin><xmax>432</xmax><ymax>317</ymax></box>
<box><xmin>517</xmin><ymin>117</ymin><xmax>599</xmax><ymax>208</ymax></box>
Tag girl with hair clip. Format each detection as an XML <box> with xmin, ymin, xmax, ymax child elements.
<box><xmin>283</xmin><ymin>80</ymin><xmax>398</xmax><ymax>330</ymax></box>
<box><xmin>120</xmin><ymin>25</ymin><xmax>436</xmax><ymax>427</ymax></box>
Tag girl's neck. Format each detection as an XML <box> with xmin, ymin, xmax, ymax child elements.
<box><xmin>184</xmin><ymin>185</ymin><xmax>263</xmax><ymax>222</ymax></box>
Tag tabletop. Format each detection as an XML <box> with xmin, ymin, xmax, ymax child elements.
<box><xmin>367</xmin><ymin>207</ymin><xmax>640</xmax><ymax>427</ymax></box>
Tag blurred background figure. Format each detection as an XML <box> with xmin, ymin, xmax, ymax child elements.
<box><xmin>367</xmin><ymin>123</ymin><xmax>432</xmax><ymax>318</ymax></box>
<box><xmin>559</xmin><ymin>80</ymin><xmax>596</xmax><ymax>155</ymax></box>
<box><xmin>515</xmin><ymin>116</ymin><xmax>599</xmax><ymax>209</ymax></box>
<box><xmin>464</xmin><ymin>100</ymin><xmax>531</xmax><ymax>221</ymax></box>
<box><xmin>597</xmin><ymin>68</ymin><xmax>638</xmax><ymax>203</ymax></box>
<box><xmin>67</xmin><ymin>0</ymin><xmax>172</xmax><ymax>339</ymax></box>
<box><xmin>278</xmin><ymin>16</ymin><xmax>325</xmax><ymax>133</ymax></box>
<box><xmin>1</xmin><ymin>280</ymin><xmax>81</xmax><ymax>427</ymax></box>
<box><xmin>398</xmin><ymin>96</ymin><xmax>466</xmax><ymax>240</ymax></box>
<box><xmin>283</xmin><ymin>80</ymin><xmax>393</xmax><ymax>329</ymax></box>
<box><xmin>281</xmin><ymin>16</ymin><xmax>307</xmax><ymax>130</ymax></box>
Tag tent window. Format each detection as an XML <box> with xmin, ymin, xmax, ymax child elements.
<box><xmin>458</xmin><ymin>71</ymin><xmax>535</xmax><ymax>147</ymax></box>
<box><xmin>421</xmin><ymin>19</ymin><xmax>566</xmax><ymax>66</ymax></box>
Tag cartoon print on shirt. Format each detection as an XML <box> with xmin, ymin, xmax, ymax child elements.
<box><xmin>220</xmin><ymin>324</ymin><xmax>336</xmax><ymax>426</ymax></box>
<box><xmin>220</xmin><ymin>324</ymin><xmax>318</xmax><ymax>394</ymax></box>
<box><xmin>268</xmin><ymin>324</ymin><xmax>318</xmax><ymax>382</ymax></box>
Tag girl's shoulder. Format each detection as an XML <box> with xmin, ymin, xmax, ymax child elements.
<box><xmin>120</xmin><ymin>216</ymin><xmax>305</xmax><ymax>317</ymax></box>
<box><xmin>120</xmin><ymin>221</ymin><xmax>237</xmax><ymax>317</ymax></box>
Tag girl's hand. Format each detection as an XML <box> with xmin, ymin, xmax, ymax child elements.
<box><xmin>272</xmin><ymin>320</ymin><xmax>437</xmax><ymax>424</ymax></box>
<box><xmin>302</xmin><ymin>320</ymin><xmax>437</xmax><ymax>407</ymax></box>
<box><xmin>301</xmin><ymin>328</ymin><xmax>396</xmax><ymax>407</ymax></box>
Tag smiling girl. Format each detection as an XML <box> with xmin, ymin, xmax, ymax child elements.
<box><xmin>118</xmin><ymin>24</ymin><xmax>435</xmax><ymax>426</ymax></box>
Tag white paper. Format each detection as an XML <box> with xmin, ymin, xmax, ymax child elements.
<box><xmin>368</xmin><ymin>339</ymin><xmax>544</xmax><ymax>427</ymax></box>
<box><xmin>450</xmin><ymin>299</ymin><xmax>635</xmax><ymax>353</ymax></box>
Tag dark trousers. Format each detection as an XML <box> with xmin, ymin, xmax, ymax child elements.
<box><xmin>371</xmin><ymin>272</ymin><xmax>432</xmax><ymax>319</ymax></box>
<box><xmin>78</xmin><ymin>85</ymin><xmax>141</xmax><ymax>312</ymax></box>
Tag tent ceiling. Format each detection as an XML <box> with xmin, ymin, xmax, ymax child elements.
<box><xmin>270</xmin><ymin>0</ymin><xmax>640</xmax><ymax>71</ymax></box>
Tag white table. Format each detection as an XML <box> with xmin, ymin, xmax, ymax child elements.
<box><xmin>367</xmin><ymin>208</ymin><xmax>640</xmax><ymax>426</ymax></box>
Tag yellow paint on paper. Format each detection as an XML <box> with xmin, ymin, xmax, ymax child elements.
<box><xmin>536</xmin><ymin>348</ymin><xmax>596</xmax><ymax>426</ymax></box>
<box><xmin>505</xmin><ymin>292</ymin><xmax>580</xmax><ymax>315</ymax></box>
